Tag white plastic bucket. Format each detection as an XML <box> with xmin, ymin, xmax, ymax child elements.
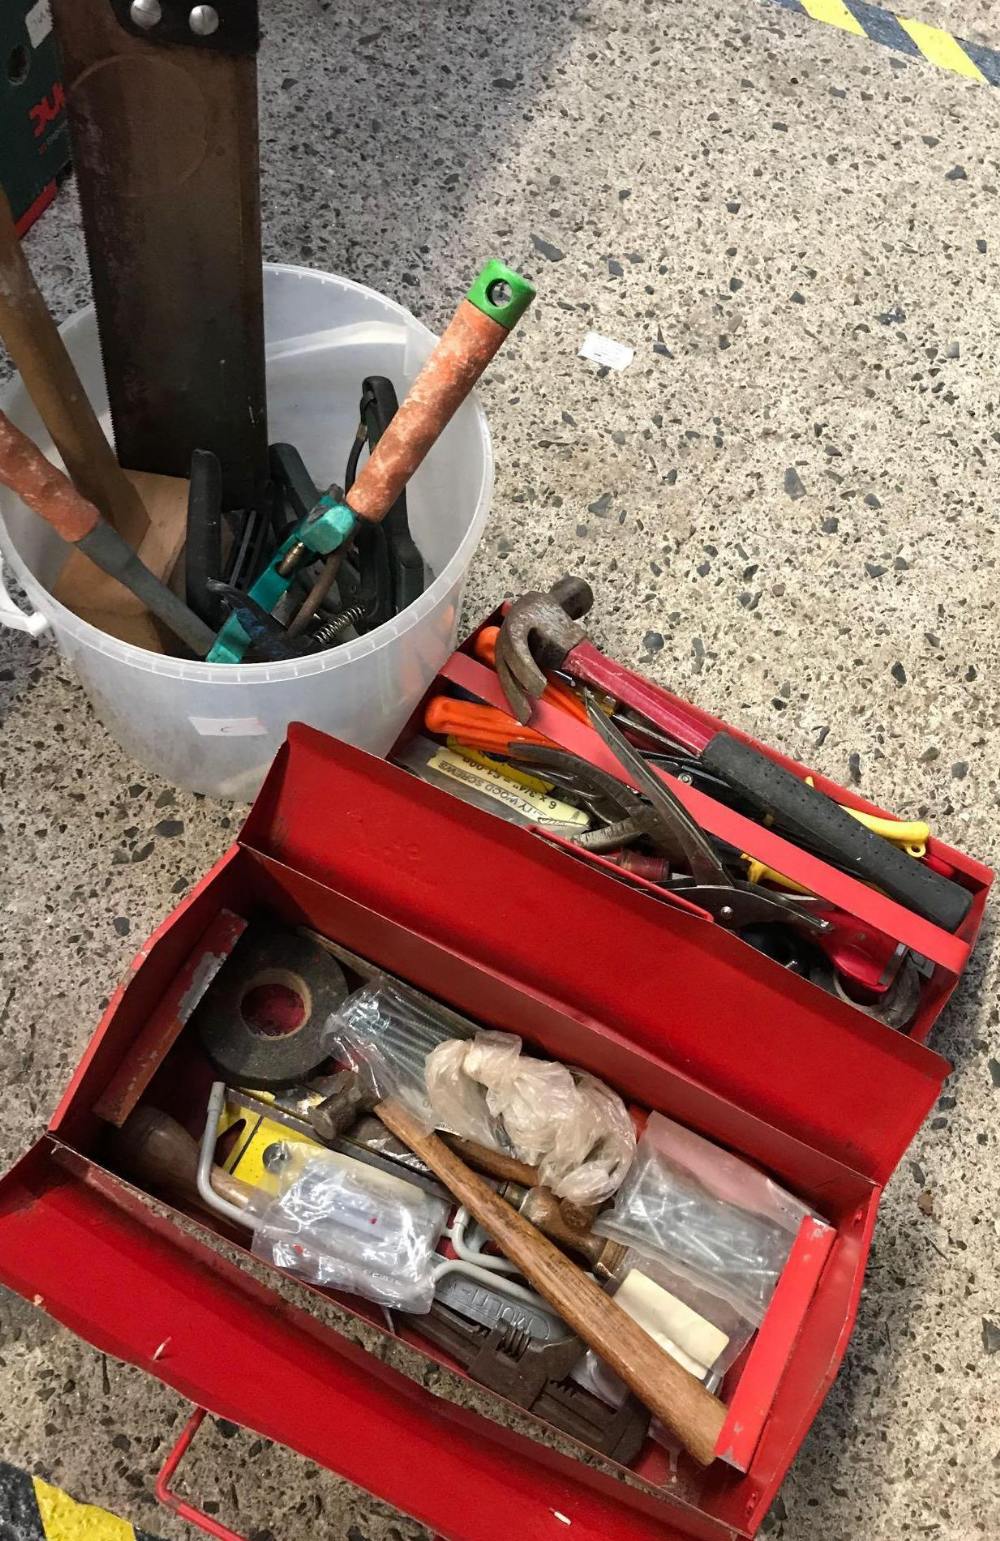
<box><xmin>0</xmin><ymin>263</ymin><xmax>493</xmax><ymax>799</ymax></box>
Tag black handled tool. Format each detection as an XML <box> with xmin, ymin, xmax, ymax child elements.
<box><xmin>700</xmin><ymin>735</ymin><xmax>971</xmax><ymax>932</ymax></box>
<box><xmin>185</xmin><ymin>449</ymin><xmax>224</xmax><ymax>628</ymax></box>
<box><xmin>495</xmin><ymin>579</ymin><xmax>973</xmax><ymax>933</ymax></box>
<box><xmin>358</xmin><ymin>376</ymin><xmax>425</xmax><ymax>614</ymax></box>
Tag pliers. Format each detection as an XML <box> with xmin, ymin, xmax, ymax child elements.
<box><xmin>516</xmin><ymin>698</ymin><xmax>831</xmax><ymax>938</ymax></box>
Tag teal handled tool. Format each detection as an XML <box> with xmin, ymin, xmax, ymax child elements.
<box><xmin>208</xmin><ymin>260</ymin><xmax>535</xmax><ymax>664</ymax></box>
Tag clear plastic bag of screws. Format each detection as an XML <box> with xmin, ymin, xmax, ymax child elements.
<box><xmin>325</xmin><ymin>977</ymin><xmax>474</xmax><ymax>1133</ymax></box>
<box><xmin>593</xmin><ymin>1113</ymin><xmax>815</xmax><ymax>1323</ymax></box>
<box><xmin>252</xmin><ymin>1145</ymin><xmax>449</xmax><ymax>1313</ymax></box>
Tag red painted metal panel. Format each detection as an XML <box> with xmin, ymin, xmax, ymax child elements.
<box><xmin>705</xmin><ymin>1196</ymin><xmax>878</xmax><ymax>1531</ymax></box>
<box><xmin>0</xmin><ymin>1145</ymin><xmax>732</xmax><ymax>1541</ymax></box>
<box><xmin>49</xmin><ymin>848</ymin><xmax>243</xmax><ymax>1145</ymax></box>
<box><xmin>715</xmin><ymin>1217</ymin><xmax>836</xmax><ymax>1472</ymax></box>
<box><xmin>243</xmin><ymin>725</ymin><xmax>949</xmax><ymax>1187</ymax></box>
<box><xmin>94</xmin><ymin>909</ymin><xmax>247</xmax><ymax>1125</ymax></box>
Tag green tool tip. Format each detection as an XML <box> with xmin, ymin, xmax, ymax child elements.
<box><xmin>466</xmin><ymin>260</ymin><xmax>536</xmax><ymax>329</ymax></box>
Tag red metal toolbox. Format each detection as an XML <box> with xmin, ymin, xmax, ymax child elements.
<box><xmin>0</xmin><ymin>641</ymin><xmax>989</xmax><ymax>1538</ymax></box>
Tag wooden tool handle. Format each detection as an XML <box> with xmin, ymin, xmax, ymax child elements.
<box><xmin>345</xmin><ymin>300</ymin><xmax>507</xmax><ymax>525</ymax></box>
<box><xmin>377</xmin><ymin>1099</ymin><xmax>727</xmax><ymax>1467</ymax></box>
<box><xmin>441</xmin><ymin>1134</ymin><xmax>540</xmax><ymax>1188</ymax></box>
<box><xmin>0</xmin><ymin>409</ymin><xmax>100</xmax><ymax>542</ymax></box>
<box><xmin>0</xmin><ymin>187</ymin><xmax>149</xmax><ymax>546</ymax></box>
<box><xmin>518</xmin><ymin>1186</ymin><xmax>627</xmax><ymax>1277</ymax></box>
<box><xmin>114</xmin><ymin>1105</ymin><xmax>256</xmax><ymax>1213</ymax></box>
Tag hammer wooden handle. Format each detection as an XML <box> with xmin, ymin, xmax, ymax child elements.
<box><xmin>441</xmin><ymin>1134</ymin><xmax>540</xmax><ymax>1188</ymax></box>
<box><xmin>0</xmin><ymin>187</ymin><xmax>149</xmax><ymax>546</ymax></box>
<box><xmin>376</xmin><ymin>1098</ymin><xmax>726</xmax><ymax>1467</ymax></box>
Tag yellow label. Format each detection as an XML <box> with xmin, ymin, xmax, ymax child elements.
<box><xmin>429</xmin><ymin>747</ymin><xmax>590</xmax><ymax>827</ymax></box>
<box><xmin>217</xmin><ymin>1097</ymin><xmax>323</xmax><ymax>1195</ymax></box>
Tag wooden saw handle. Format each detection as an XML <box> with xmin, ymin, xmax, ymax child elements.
<box><xmin>376</xmin><ymin>1098</ymin><xmax>727</xmax><ymax>1467</ymax></box>
<box><xmin>0</xmin><ymin>187</ymin><xmax>149</xmax><ymax>546</ymax></box>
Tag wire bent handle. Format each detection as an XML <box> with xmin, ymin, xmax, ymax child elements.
<box><xmin>155</xmin><ymin>1406</ymin><xmax>252</xmax><ymax>1541</ymax></box>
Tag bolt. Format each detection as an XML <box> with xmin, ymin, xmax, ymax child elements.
<box><xmin>130</xmin><ymin>0</ymin><xmax>161</xmax><ymax>27</ymax></box>
<box><xmin>720</xmin><ymin>904</ymin><xmax>734</xmax><ymax>921</ymax></box>
<box><xmin>189</xmin><ymin>3</ymin><xmax>220</xmax><ymax>35</ymax></box>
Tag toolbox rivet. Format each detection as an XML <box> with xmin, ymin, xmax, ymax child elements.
<box><xmin>189</xmin><ymin>4</ymin><xmax>220</xmax><ymax>35</ymax></box>
<box><xmin>129</xmin><ymin>0</ymin><xmax>162</xmax><ymax>27</ymax></box>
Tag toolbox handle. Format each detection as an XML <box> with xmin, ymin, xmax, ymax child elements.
<box><xmin>156</xmin><ymin>1406</ymin><xmax>251</xmax><ymax>1541</ymax></box>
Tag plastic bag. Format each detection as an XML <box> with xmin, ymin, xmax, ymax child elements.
<box><xmin>425</xmin><ymin>1030</ymin><xmax>636</xmax><ymax>1205</ymax></box>
<box><xmin>252</xmin><ymin>1145</ymin><xmax>448</xmax><ymax>1313</ymax></box>
<box><xmin>593</xmin><ymin>1113</ymin><xmax>814</xmax><ymax>1324</ymax></box>
<box><xmin>571</xmin><ymin>1242</ymin><xmax>753</xmax><ymax>1408</ymax></box>
<box><xmin>326</xmin><ymin>977</ymin><xmax>473</xmax><ymax>1131</ymax></box>
<box><xmin>424</xmin><ymin>1033</ymin><xmax>513</xmax><ymax>1148</ymax></box>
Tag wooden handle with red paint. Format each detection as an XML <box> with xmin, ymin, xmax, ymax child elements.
<box><xmin>0</xmin><ymin>187</ymin><xmax>149</xmax><ymax>546</ymax></box>
<box><xmin>376</xmin><ymin>1097</ymin><xmax>727</xmax><ymax>1467</ymax></box>
<box><xmin>0</xmin><ymin>408</ymin><xmax>101</xmax><ymax>543</ymax></box>
<box><xmin>346</xmin><ymin>263</ymin><xmax>534</xmax><ymax>526</ymax></box>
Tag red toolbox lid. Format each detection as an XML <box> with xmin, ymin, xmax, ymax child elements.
<box><xmin>242</xmin><ymin>723</ymin><xmax>950</xmax><ymax>1187</ymax></box>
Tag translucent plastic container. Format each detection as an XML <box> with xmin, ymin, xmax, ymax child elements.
<box><xmin>0</xmin><ymin>264</ymin><xmax>493</xmax><ymax>799</ymax></box>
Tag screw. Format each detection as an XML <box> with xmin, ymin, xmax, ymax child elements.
<box><xmin>262</xmin><ymin>1141</ymin><xmax>290</xmax><ymax>1173</ymax></box>
<box><xmin>130</xmin><ymin>0</ymin><xmax>162</xmax><ymax>27</ymax></box>
<box><xmin>189</xmin><ymin>3</ymin><xmax>220</xmax><ymax>35</ymax></box>
<box><xmin>720</xmin><ymin>904</ymin><xmax>734</xmax><ymax>921</ymax></box>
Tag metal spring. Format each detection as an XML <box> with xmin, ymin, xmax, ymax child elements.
<box><xmin>310</xmin><ymin>605</ymin><xmax>366</xmax><ymax>648</ymax></box>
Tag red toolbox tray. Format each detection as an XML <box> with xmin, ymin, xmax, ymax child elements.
<box><xmin>0</xmin><ymin>639</ymin><xmax>989</xmax><ymax>1538</ymax></box>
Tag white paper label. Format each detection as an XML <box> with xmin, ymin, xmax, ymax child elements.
<box><xmin>25</xmin><ymin>0</ymin><xmax>53</xmax><ymax>47</ymax></box>
<box><xmin>430</xmin><ymin>747</ymin><xmax>590</xmax><ymax>827</ymax></box>
<box><xmin>578</xmin><ymin>331</ymin><xmax>635</xmax><ymax>371</ymax></box>
<box><xmin>189</xmin><ymin>715</ymin><xmax>268</xmax><ymax>737</ymax></box>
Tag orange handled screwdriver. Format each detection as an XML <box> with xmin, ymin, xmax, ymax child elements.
<box><xmin>473</xmin><ymin>626</ymin><xmax>588</xmax><ymax>723</ymax></box>
<box><xmin>424</xmin><ymin>696</ymin><xmax>555</xmax><ymax>755</ymax></box>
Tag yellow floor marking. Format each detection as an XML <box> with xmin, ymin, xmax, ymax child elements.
<box><xmin>897</xmin><ymin>16</ymin><xmax>988</xmax><ymax>78</ymax></box>
<box><xmin>800</xmin><ymin>0</ymin><xmax>865</xmax><ymax>36</ymax></box>
<box><xmin>32</xmin><ymin>1477</ymin><xmax>135</xmax><ymax>1541</ymax></box>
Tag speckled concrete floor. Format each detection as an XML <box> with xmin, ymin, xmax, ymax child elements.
<box><xmin>1</xmin><ymin>0</ymin><xmax>999</xmax><ymax>1537</ymax></box>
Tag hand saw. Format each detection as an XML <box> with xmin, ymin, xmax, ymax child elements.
<box><xmin>49</xmin><ymin>0</ymin><xmax>268</xmax><ymax>510</ymax></box>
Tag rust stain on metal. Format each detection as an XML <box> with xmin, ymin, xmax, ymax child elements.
<box><xmin>94</xmin><ymin>910</ymin><xmax>248</xmax><ymax>1127</ymax></box>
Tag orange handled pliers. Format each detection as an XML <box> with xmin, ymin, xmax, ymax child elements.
<box><xmin>473</xmin><ymin>626</ymin><xmax>588</xmax><ymax>723</ymax></box>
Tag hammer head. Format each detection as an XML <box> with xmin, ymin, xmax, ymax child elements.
<box><xmin>308</xmin><ymin>1068</ymin><xmax>377</xmax><ymax>1144</ymax></box>
<box><xmin>494</xmin><ymin>575</ymin><xmax>594</xmax><ymax>723</ymax></box>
